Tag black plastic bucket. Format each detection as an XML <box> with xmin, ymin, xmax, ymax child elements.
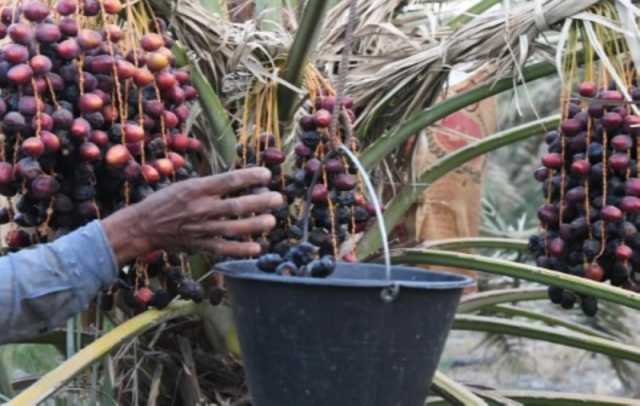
<box><xmin>216</xmin><ymin>260</ymin><xmax>473</xmax><ymax>406</ymax></box>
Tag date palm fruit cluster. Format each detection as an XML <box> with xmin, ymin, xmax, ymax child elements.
<box><xmin>243</xmin><ymin>95</ymin><xmax>375</xmax><ymax>277</ymax></box>
<box><xmin>0</xmin><ymin>1</ymin><xmax>204</xmax><ymax>311</ymax></box>
<box><xmin>529</xmin><ymin>80</ymin><xmax>640</xmax><ymax>316</ymax></box>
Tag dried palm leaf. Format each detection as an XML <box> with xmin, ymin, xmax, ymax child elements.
<box><xmin>154</xmin><ymin>0</ymin><xmax>605</xmax><ymax>146</ymax></box>
<box><xmin>150</xmin><ymin>0</ymin><xmax>290</xmax><ymax>97</ymax></box>
<box><xmin>319</xmin><ymin>0</ymin><xmax>422</xmax><ymax>59</ymax></box>
<box><xmin>320</xmin><ymin>0</ymin><xmax>601</xmax><ymax>141</ymax></box>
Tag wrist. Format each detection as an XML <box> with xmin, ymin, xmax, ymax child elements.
<box><xmin>101</xmin><ymin>205</ymin><xmax>152</xmax><ymax>266</ymax></box>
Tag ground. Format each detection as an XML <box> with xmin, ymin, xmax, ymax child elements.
<box><xmin>439</xmin><ymin>296</ymin><xmax>640</xmax><ymax>398</ymax></box>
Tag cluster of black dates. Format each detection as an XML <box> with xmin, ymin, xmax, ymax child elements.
<box><xmin>0</xmin><ymin>0</ymin><xmax>206</xmax><ymax>311</ymax></box>
<box><xmin>237</xmin><ymin>95</ymin><xmax>376</xmax><ymax>278</ymax></box>
<box><xmin>530</xmin><ymin>80</ymin><xmax>640</xmax><ymax>316</ymax></box>
<box><xmin>257</xmin><ymin>241</ymin><xmax>336</xmax><ymax>278</ymax></box>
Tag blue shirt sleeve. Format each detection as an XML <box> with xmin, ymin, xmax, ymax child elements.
<box><xmin>0</xmin><ymin>220</ymin><xmax>118</xmax><ymax>343</ymax></box>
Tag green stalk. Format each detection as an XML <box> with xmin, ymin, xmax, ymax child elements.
<box><xmin>421</xmin><ymin>238</ymin><xmax>528</xmax><ymax>251</ymax></box>
<box><xmin>277</xmin><ymin>0</ymin><xmax>331</xmax><ymax>124</ymax></box>
<box><xmin>190</xmin><ymin>67</ymin><xmax>237</xmax><ymax>168</ymax></box>
<box><xmin>356</xmin><ymin>115</ymin><xmax>560</xmax><ymax>259</ymax></box>
<box><xmin>458</xmin><ymin>288</ymin><xmax>550</xmax><ymax>313</ymax></box>
<box><xmin>494</xmin><ymin>391</ymin><xmax>640</xmax><ymax>405</ymax></box>
<box><xmin>488</xmin><ymin>304</ymin><xmax>613</xmax><ymax>339</ymax></box>
<box><xmin>427</xmin><ymin>391</ymin><xmax>640</xmax><ymax>406</ymax></box>
<box><xmin>482</xmin><ymin>227</ymin><xmax>537</xmax><ymax>240</ymax></box>
<box><xmin>358</xmin><ymin>62</ymin><xmax>557</xmax><ymax>168</ymax></box>
<box><xmin>431</xmin><ymin>371</ymin><xmax>488</xmax><ymax>406</ymax></box>
<box><xmin>173</xmin><ymin>46</ymin><xmax>236</xmax><ymax>168</ymax></box>
<box><xmin>9</xmin><ymin>302</ymin><xmax>197</xmax><ymax>405</ymax></box>
<box><xmin>453</xmin><ymin>315</ymin><xmax>640</xmax><ymax>362</ymax></box>
<box><xmin>0</xmin><ymin>357</ymin><xmax>13</xmax><ymax>399</ymax></box>
<box><xmin>472</xmin><ymin>389</ymin><xmax>531</xmax><ymax>406</ymax></box>
<box><xmin>398</xmin><ymin>250</ymin><xmax>640</xmax><ymax>310</ymax></box>
<box><xmin>448</xmin><ymin>0</ymin><xmax>501</xmax><ymax>29</ymax></box>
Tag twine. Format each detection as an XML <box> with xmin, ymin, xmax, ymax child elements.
<box><xmin>533</xmin><ymin>0</ymin><xmax>550</xmax><ymax>32</ymax></box>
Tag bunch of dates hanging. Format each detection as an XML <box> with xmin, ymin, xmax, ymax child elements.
<box><xmin>530</xmin><ymin>80</ymin><xmax>640</xmax><ymax>316</ymax></box>
<box><xmin>237</xmin><ymin>95</ymin><xmax>377</xmax><ymax>278</ymax></box>
<box><xmin>0</xmin><ymin>0</ymin><xmax>206</xmax><ymax>311</ymax></box>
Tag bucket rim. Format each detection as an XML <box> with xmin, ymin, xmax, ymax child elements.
<box><xmin>215</xmin><ymin>260</ymin><xmax>474</xmax><ymax>290</ymax></box>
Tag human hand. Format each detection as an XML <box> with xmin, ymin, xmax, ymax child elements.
<box><xmin>101</xmin><ymin>167</ymin><xmax>283</xmax><ymax>265</ymax></box>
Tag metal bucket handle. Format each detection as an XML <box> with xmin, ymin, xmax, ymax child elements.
<box><xmin>301</xmin><ymin>145</ymin><xmax>396</xmax><ymax>302</ymax></box>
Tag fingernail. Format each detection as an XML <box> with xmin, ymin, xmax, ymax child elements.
<box><xmin>255</xmin><ymin>167</ymin><xmax>272</xmax><ymax>181</ymax></box>
<box><xmin>271</xmin><ymin>192</ymin><xmax>284</xmax><ymax>205</ymax></box>
<box><xmin>264</xmin><ymin>215</ymin><xmax>276</xmax><ymax>228</ymax></box>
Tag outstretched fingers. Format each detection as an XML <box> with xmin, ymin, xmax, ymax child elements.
<box><xmin>183</xmin><ymin>214</ymin><xmax>276</xmax><ymax>238</ymax></box>
<box><xmin>194</xmin><ymin>239</ymin><xmax>263</xmax><ymax>257</ymax></box>
<box><xmin>204</xmin><ymin>192</ymin><xmax>284</xmax><ymax>219</ymax></box>
<box><xmin>194</xmin><ymin>167</ymin><xmax>273</xmax><ymax>197</ymax></box>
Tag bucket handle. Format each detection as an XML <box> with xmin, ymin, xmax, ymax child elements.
<box><xmin>300</xmin><ymin>145</ymin><xmax>397</xmax><ymax>302</ymax></box>
<box><xmin>337</xmin><ymin>145</ymin><xmax>397</xmax><ymax>302</ymax></box>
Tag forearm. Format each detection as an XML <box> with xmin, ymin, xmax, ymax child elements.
<box><xmin>0</xmin><ymin>220</ymin><xmax>118</xmax><ymax>343</ymax></box>
<box><xmin>0</xmin><ymin>168</ymin><xmax>280</xmax><ymax>343</ymax></box>
<box><xmin>100</xmin><ymin>205</ymin><xmax>151</xmax><ymax>266</ymax></box>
